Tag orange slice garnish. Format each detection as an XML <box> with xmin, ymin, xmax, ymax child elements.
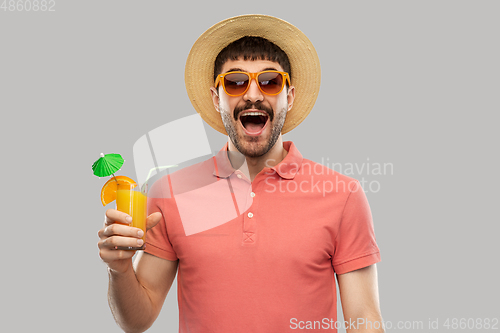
<box><xmin>100</xmin><ymin>176</ymin><xmax>137</xmax><ymax>206</ymax></box>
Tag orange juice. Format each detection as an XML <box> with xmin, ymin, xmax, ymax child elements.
<box><xmin>116</xmin><ymin>185</ymin><xmax>147</xmax><ymax>249</ymax></box>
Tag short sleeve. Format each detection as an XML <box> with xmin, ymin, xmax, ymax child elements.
<box><xmin>144</xmin><ymin>176</ymin><xmax>178</xmax><ymax>261</ymax></box>
<box><xmin>332</xmin><ymin>180</ymin><xmax>380</xmax><ymax>274</ymax></box>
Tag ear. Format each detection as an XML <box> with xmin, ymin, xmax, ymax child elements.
<box><xmin>210</xmin><ymin>87</ymin><xmax>220</xmax><ymax>113</ymax></box>
<box><xmin>286</xmin><ymin>85</ymin><xmax>296</xmax><ymax>112</ymax></box>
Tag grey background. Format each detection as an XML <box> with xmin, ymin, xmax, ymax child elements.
<box><xmin>2</xmin><ymin>1</ymin><xmax>499</xmax><ymax>332</ymax></box>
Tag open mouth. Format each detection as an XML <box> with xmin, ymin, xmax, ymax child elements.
<box><xmin>239</xmin><ymin>111</ymin><xmax>269</xmax><ymax>134</ymax></box>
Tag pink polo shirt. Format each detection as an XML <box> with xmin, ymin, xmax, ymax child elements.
<box><xmin>145</xmin><ymin>141</ymin><xmax>380</xmax><ymax>333</ymax></box>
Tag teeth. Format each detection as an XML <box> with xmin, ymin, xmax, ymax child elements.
<box><xmin>240</xmin><ymin>111</ymin><xmax>267</xmax><ymax>117</ymax></box>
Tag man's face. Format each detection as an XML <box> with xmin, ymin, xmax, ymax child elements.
<box><xmin>210</xmin><ymin>59</ymin><xmax>295</xmax><ymax>158</ymax></box>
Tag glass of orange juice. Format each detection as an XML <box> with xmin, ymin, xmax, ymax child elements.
<box><xmin>115</xmin><ymin>182</ymin><xmax>147</xmax><ymax>250</ymax></box>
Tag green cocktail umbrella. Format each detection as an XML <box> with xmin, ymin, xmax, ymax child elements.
<box><xmin>92</xmin><ymin>153</ymin><xmax>124</xmax><ymax>181</ymax></box>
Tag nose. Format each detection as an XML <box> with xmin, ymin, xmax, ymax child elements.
<box><xmin>243</xmin><ymin>78</ymin><xmax>264</xmax><ymax>103</ymax></box>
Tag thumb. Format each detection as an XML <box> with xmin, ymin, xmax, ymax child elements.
<box><xmin>146</xmin><ymin>212</ymin><xmax>162</xmax><ymax>231</ymax></box>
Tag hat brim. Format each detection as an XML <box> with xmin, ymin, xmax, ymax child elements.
<box><xmin>185</xmin><ymin>14</ymin><xmax>321</xmax><ymax>135</ymax></box>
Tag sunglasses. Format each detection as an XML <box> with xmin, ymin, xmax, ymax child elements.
<box><xmin>215</xmin><ymin>70</ymin><xmax>291</xmax><ymax>97</ymax></box>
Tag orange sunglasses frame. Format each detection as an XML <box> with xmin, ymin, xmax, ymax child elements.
<box><xmin>214</xmin><ymin>70</ymin><xmax>291</xmax><ymax>97</ymax></box>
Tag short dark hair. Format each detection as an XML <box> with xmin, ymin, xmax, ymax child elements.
<box><xmin>213</xmin><ymin>36</ymin><xmax>291</xmax><ymax>82</ymax></box>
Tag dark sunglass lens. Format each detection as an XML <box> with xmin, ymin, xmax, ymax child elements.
<box><xmin>258</xmin><ymin>72</ymin><xmax>283</xmax><ymax>94</ymax></box>
<box><xmin>224</xmin><ymin>73</ymin><xmax>249</xmax><ymax>95</ymax></box>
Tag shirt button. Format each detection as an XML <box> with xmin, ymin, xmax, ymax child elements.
<box><xmin>250</xmin><ymin>192</ymin><xmax>255</xmax><ymax>197</ymax></box>
<box><xmin>247</xmin><ymin>212</ymin><xmax>253</xmax><ymax>218</ymax></box>
<box><xmin>237</xmin><ymin>174</ymin><xmax>242</xmax><ymax>179</ymax></box>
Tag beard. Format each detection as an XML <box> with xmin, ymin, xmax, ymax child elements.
<box><xmin>219</xmin><ymin>102</ymin><xmax>287</xmax><ymax>158</ymax></box>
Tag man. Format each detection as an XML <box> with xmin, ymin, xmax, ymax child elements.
<box><xmin>98</xmin><ymin>15</ymin><xmax>384</xmax><ymax>333</ymax></box>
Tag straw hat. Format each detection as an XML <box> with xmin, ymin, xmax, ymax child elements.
<box><xmin>185</xmin><ymin>14</ymin><xmax>321</xmax><ymax>135</ymax></box>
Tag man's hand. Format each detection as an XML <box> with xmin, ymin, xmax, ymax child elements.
<box><xmin>97</xmin><ymin>210</ymin><xmax>162</xmax><ymax>274</ymax></box>
<box><xmin>97</xmin><ymin>210</ymin><xmax>177</xmax><ymax>332</ymax></box>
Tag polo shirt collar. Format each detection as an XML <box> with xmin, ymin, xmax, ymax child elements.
<box><xmin>212</xmin><ymin>142</ymin><xmax>235</xmax><ymax>178</ymax></box>
<box><xmin>270</xmin><ymin>141</ymin><xmax>303</xmax><ymax>180</ymax></box>
<box><xmin>212</xmin><ymin>141</ymin><xmax>303</xmax><ymax>180</ymax></box>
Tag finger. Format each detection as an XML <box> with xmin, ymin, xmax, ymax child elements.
<box><xmin>105</xmin><ymin>209</ymin><xmax>132</xmax><ymax>226</ymax></box>
<box><xmin>99</xmin><ymin>247</ymin><xmax>136</xmax><ymax>262</ymax></box>
<box><xmin>98</xmin><ymin>235</ymin><xmax>145</xmax><ymax>250</ymax></box>
<box><xmin>97</xmin><ymin>227</ymin><xmax>105</xmax><ymax>239</ymax></box>
<box><xmin>101</xmin><ymin>223</ymin><xmax>144</xmax><ymax>239</ymax></box>
<box><xmin>146</xmin><ymin>212</ymin><xmax>163</xmax><ymax>231</ymax></box>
